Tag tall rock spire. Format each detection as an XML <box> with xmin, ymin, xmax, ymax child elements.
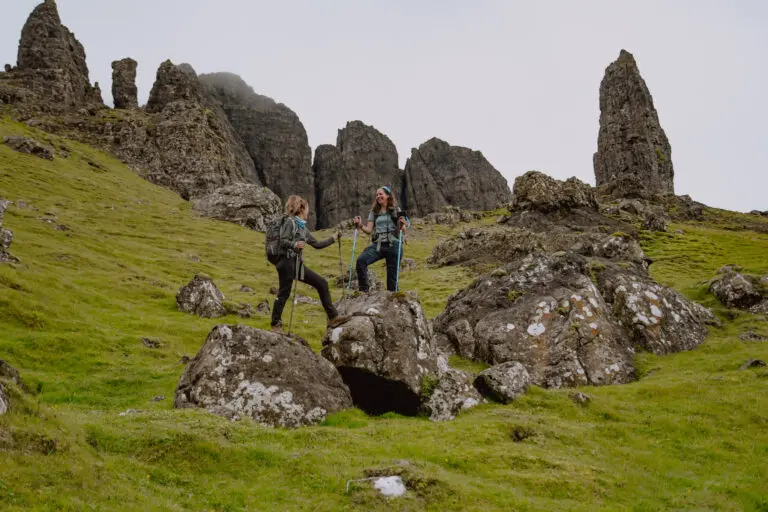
<box><xmin>593</xmin><ymin>50</ymin><xmax>674</xmax><ymax>199</ymax></box>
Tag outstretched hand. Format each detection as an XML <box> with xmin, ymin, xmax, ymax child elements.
<box><xmin>295</xmin><ymin>241</ymin><xmax>305</xmax><ymax>250</ymax></box>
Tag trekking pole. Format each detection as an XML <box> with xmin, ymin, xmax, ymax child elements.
<box><xmin>346</xmin><ymin>228</ymin><xmax>358</xmax><ymax>298</ymax></box>
<box><xmin>395</xmin><ymin>229</ymin><xmax>403</xmax><ymax>292</ymax></box>
<box><xmin>287</xmin><ymin>252</ymin><xmax>301</xmax><ymax>335</ymax></box>
<box><xmin>337</xmin><ymin>232</ymin><xmax>344</xmax><ymax>300</ymax></box>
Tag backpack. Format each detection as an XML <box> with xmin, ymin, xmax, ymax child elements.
<box><xmin>265</xmin><ymin>215</ymin><xmax>297</xmax><ymax>265</ymax></box>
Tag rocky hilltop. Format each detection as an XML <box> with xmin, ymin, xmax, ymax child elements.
<box><xmin>594</xmin><ymin>50</ymin><xmax>674</xmax><ymax>200</ymax></box>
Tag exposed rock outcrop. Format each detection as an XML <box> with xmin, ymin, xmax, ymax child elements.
<box><xmin>474</xmin><ymin>362</ymin><xmax>530</xmax><ymax>403</ymax></box>
<box><xmin>0</xmin><ymin>359</ymin><xmax>21</xmax><ymax>416</ymax></box>
<box><xmin>594</xmin><ymin>50</ymin><xmax>674</xmax><ymax>199</ymax></box>
<box><xmin>174</xmin><ymin>325</ymin><xmax>352</xmax><ymax>427</ymax></box>
<box><xmin>403</xmin><ymin>137</ymin><xmax>511</xmax><ymax>217</ymax></box>
<box><xmin>191</xmin><ymin>183</ymin><xmax>281</xmax><ymax>232</ymax></box>
<box><xmin>3</xmin><ymin>135</ymin><xmax>54</xmax><ymax>160</ymax></box>
<box><xmin>422</xmin><ymin>368</ymin><xmax>483</xmax><ymax>422</ymax></box>
<box><xmin>3</xmin><ymin>0</ymin><xmax>102</xmax><ymax>109</ymax></box>
<box><xmin>111</xmin><ymin>58</ymin><xmax>138</xmax><ymax>109</ymax></box>
<box><xmin>199</xmin><ymin>72</ymin><xmax>315</xmax><ymax>226</ymax></box>
<box><xmin>321</xmin><ymin>292</ymin><xmax>438</xmax><ymax>415</ymax></box>
<box><xmin>0</xmin><ymin>200</ymin><xmax>16</xmax><ymax>263</ymax></box>
<box><xmin>313</xmin><ymin>121</ymin><xmax>402</xmax><ymax>229</ymax></box>
<box><xmin>176</xmin><ymin>274</ymin><xmax>226</xmax><ymax>318</ymax></box>
<box><xmin>710</xmin><ymin>265</ymin><xmax>768</xmax><ymax>312</ymax></box>
<box><xmin>431</xmin><ymin>172</ymin><xmax>715</xmax><ymax>388</ymax></box>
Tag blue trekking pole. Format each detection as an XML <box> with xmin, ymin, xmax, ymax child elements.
<box><xmin>395</xmin><ymin>230</ymin><xmax>403</xmax><ymax>292</ymax></box>
<box><xmin>346</xmin><ymin>228</ymin><xmax>358</xmax><ymax>298</ymax></box>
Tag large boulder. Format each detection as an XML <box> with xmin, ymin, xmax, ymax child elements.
<box><xmin>593</xmin><ymin>50</ymin><xmax>674</xmax><ymax>199</ymax></box>
<box><xmin>402</xmin><ymin>137</ymin><xmax>511</xmax><ymax>217</ymax></box>
<box><xmin>473</xmin><ymin>362</ymin><xmax>530</xmax><ymax>404</ymax></box>
<box><xmin>510</xmin><ymin>171</ymin><xmax>597</xmax><ymax>213</ymax></box>
<box><xmin>433</xmin><ymin>253</ymin><xmax>636</xmax><ymax>388</ymax></box>
<box><xmin>174</xmin><ymin>325</ymin><xmax>352</xmax><ymax>427</ymax></box>
<box><xmin>191</xmin><ymin>183</ymin><xmax>282</xmax><ymax>232</ymax></box>
<box><xmin>176</xmin><ymin>274</ymin><xmax>226</xmax><ymax>318</ymax></box>
<box><xmin>111</xmin><ymin>58</ymin><xmax>138</xmax><ymax>109</ymax></box>
<box><xmin>1</xmin><ymin>200</ymin><xmax>15</xmax><ymax>263</ymax></box>
<box><xmin>321</xmin><ymin>292</ymin><xmax>439</xmax><ymax>415</ymax></box>
<box><xmin>199</xmin><ymin>72</ymin><xmax>315</xmax><ymax>227</ymax></box>
<box><xmin>709</xmin><ymin>266</ymin><xmax>764</xmax><ymax>310</ymax></box>
<box><xmin>0</xmin><ymin>383</ymin><xmax>8</xmax><ymax>415</ymax></box>
<box><xmin>313</xmin><ymin>121</ymin><xmax>402</xmax><ymax>229</ymax></box>
<box><xmin>0</xmin><ymin>359</ymin><xmax>21</xmax><ymax>416</ymax></box>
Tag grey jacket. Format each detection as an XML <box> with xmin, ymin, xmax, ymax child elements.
<box><xmin>278</xmin><ymin>217</ymin><xmax>334</xmax><ymax>255</ymax></box>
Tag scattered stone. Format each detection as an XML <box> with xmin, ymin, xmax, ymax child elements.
<box><xmin>400</xmin><ymin>258</ymin><xmax>416</xmax><ymax>271</ymax></box>
<box><xmin>739</xmin><ymin>359</ymin><xmax>766</xmax><ymax>370</ymax></box>
<box><xmin>569</xmin><ymin>391</ymin><xmax>592</xmax><ymax>405</ymax></box>
<box><xmin>335</xmin><ymin>268</ymin><xmax>381</xmax><ymax>292</ymax></box>
<box><xmin>373</xmin><ymin>476</ymin><xmax>406</xmax><ymax>498</ymax></box>
<box><xmin>141</xmin><ymin>337</ymin><xmax>162</xmax><ymax>349</ymax></box>
<box><xmin>509</xmin><ymin>425</ymin><xmax>536</xmax><ymax>442</ymax></box>
<box><xmin>421</xmin><ymin>368</ymin><xmax>483</xmax><ymax>421</ymax></box>
<box><xmin>256</xmin><ymin>300</ymin><xmax>270</xmax><ymax>314</ymax></box>
<box><xmin>321</xmin><ymin>291</ymin><xmax>439</xmax><ymax>416</ymax></box>
<box><xmin>179</xmin><ymin>355</ymin><xmax>191</xmax><ymax>365</ymax></box>
<box><xmin>674</xmin><ymin>229</ymin><xmax>685</xmax><ymax>235</ymax></box>
<box><xmin>403</xmin><ymin>137</ymin><xmax>511</xmax><ymax>217</ymax></box>
<box><xmin>269</xmin><ymin>286</ymin><xmax>278</xmax><ymax>295</ymax></box>
<box><xmin>0</xmin><ymin>200</ymin><xmax>16</xmax><ymax>263</ymax></box>
<box><xmin>3</xmin><ymin>136</ymin><xmax>54</xmax><ymax>160</ymax></box>
<box><xmin>151</xmin><ymin>395</ymin><xmax>165</xmax><ymax>402</ymax></box>
<box><xmin>176</xmin><ymin>274</ymin><xmax>226</xmax><ymax>318</ymax></box>
<box><xmin>240</xmin><ymin>285</ymin><xmax>253</xmax><ymax>293</ymax></box>
<box><xmin>594</xmin><ymin>50</ymin><xmax>674</xmax><ymax>199</ymax></box>
<box><xmin>0</xmin><ymin>383</ymin><xmax>8</xmax><ymax>415</ymax></box>
<box><xmin>643</xmin><ymin>209</ymin><xmax>669</xmax><ymax>232</ymax></box>
<box><xmin>174</xmin><ymin>325</ymin><xmax>352</xmax><ymax>427</ymax></box>
<box><xmin>111</xmin><ymin>58</ymin><xmax>138</xmax><ymax>109</ymax></box>
<box><xmin>236</xmin><ymin>302</ymin><xmax>256</xmax><ymax>318</ymax></box>
<box><xmin>191</xmin><ymin>183</ymin><xmax>281</xmax><ymax>232</ymax></box>
<box><xmin>296</xmin><ymin>295</ymin><xmax>321</xmax><ymax>306</ymax></box>
<box><xmin>473</xmin><ymin>362</ymin><xmax>530</xmax><ymax>403</ymax></box>
<box><xmin>740</xmin><ymin>331</ymin><xmax>767</xmax><ymax>342</ymax></box>
<box><xmin>118</xmin><ymin>409</ymin><xmax>138</xmax><ymax>417</ymax></box>
<box><xmin>416</xmin><ymin>206</ymin><xmax>483</xmax><ymax>226</ymax></box>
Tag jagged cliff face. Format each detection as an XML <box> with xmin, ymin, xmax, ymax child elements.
<box><xmin>403</xmin><ymin>138</ymin><xmax>511</xmax><ymax>217</ymax></box>
<box><xmin>594</xmin><ymin>50</ymin><xmax>674</xmax><ymax>199</ymax></box>
<box><xmin>313</xmin><ymin>121</ymin><xmax>402</xmax><ymax>229</ymax></box>
<box><xmin>6</xmin><ymin>0</ymin><xmax>102</xmax><ymax>108</ymax></box>
<box><xmin>111</xmin><ymin>58</ymin><xmax>138</xmax><ymax>109</ymax></box>
<box><xmin>199</xmin><ymin>72</ymin><xmax>314</xmax><ymax>226</ymax></box>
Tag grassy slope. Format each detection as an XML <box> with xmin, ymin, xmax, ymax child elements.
<box><xmin>0</xmin><ymin>116</ymin><xmax>767</xmax><ymax>511</ymax></box>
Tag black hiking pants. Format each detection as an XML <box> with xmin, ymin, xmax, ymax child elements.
<box><xmin>271</xmin><ymin>254</ymin><xmax>338</xmax><ymax>327</ymax></box>
<box><xmin>356</xmin><ymin>241</ymin><xmax>400</xmax><ymax>292</ymax></box>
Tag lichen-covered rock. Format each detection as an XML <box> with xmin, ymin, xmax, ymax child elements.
<box><xmin>510</xmin><ymin>171</ymin><xmax>597</xmax><ymax>213</ymax></box>
<box><xmin>0</xmin><ymin>383</ymin><xmax>8</xmax><ymax>415</ymax></box>
<box><xmin>0</xmin><ymin>199</ymin><xmax>16</xmax><ymax>263</ymax></box>
<box><xmin>0</xmin><ymin>359</ymin><xmax>21</xmax><ymax>416</ymax></box>
<box><xmin>321</xmin><ymin>291</ymin><xmax>439</xmax><ymax>415</ymax></box>
<box><xmin>176</xmin><ymin>274</ymin><xmax>226</xmax><ymax>318</ymax></box>
<box><xmin>411</xmin><ymin>206</ymin><xmax>482</xmax><ymax>226</ymax></box>
<box><xmin>594</xmin><ymin>50</ymin><xmax>674</xmax><ymax>199</ymax></box>
<box><xmin>643</xmin><ymin>209</ymin><xmax>669</xmax><ymax>232</ymax></box>
<box><xmin>596</xmin><ymin>270</ymin><xmax>715</xmax><ymax>354</ymax></box>
<box><xmin>709</xmin><ymin>266</ymin><xmax>763</xmax><ymax>309</ymax></box>
<box><xmin>403</xmin><ymin>137</ymin><xmax>511</xmax><ymax>217</ymax></box>
<box><xmin>421</xmin><ymin>368</ymin><xmax>483</xmax><ymax>421</ymax></box>
<box><xmin>474</xmin><ymin>362</ymin><xmax>530</xmax><ymax>403</ymax></box>
<box><xmin>199</xmin><ymin>72</ymin><xmax>315</xmax><ymax>227</ymax></box>
<box><xmin>335</xmin><ymin>268</ymin><xmax>381</xmax><ymax>292</ymax></box>
<box><xmin>174</xmin><ymin>325</ymin><xmax>352</xmax><ymax>427</ymax></box>
<box><xmin>3</xmin><ymin>136</ymin><xmax>54</xmax><ymax>160</ymax></box>
<box><xmin>313</xmin><ymin>121</ymin><xmax>402</xmax><ymax>229</ymax></box>
<box><xmin>433</xmin><ymin>253</ymin><xmax>636</xmax><ymax>388</ymax></box>
<box><xmin>111</xmin><ymin>58</ymin><xmax>138</xmax><ymax>109</ymax></box>
<box><xmin>191</xmin><ymin>183</ymin><xmax>281</xmax><ymax>232</ymax></box>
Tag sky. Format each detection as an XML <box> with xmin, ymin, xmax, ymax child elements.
<box><xmin>1</xmin><ymin>1</ymin><xmax>766</xmax><ymax>212</ymax></box>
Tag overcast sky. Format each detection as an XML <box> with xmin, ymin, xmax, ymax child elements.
<box><xmin>1</xmin><ymin>1</ymin><xmax>766</xmax><ymax>212</ymax></box>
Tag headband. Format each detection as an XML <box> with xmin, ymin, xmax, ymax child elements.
<box><xmin>381</xmin><ymin>186</ymin><xmax>392</xmax><ymax>196</ymax></box>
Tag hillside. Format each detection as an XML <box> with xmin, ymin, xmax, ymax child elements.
<box><xmin>1</xmin><ymin>115</ymin><xmax>767</xmax><ymax>511</ymax></box>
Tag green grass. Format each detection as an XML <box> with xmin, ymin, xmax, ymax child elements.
<box><xmin>1</xmin><ymin>115</ymin><xmax>767</xmax><ymax>510</ymax></box>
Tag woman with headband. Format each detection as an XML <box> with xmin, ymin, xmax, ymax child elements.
<box><xmin>353</xmin><ymin>186</ymin><xmax>408</xmax><ymax>292</ymax></box>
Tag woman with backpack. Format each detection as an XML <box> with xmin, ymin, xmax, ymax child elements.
<box><xmin>270</xmin><ymin>195</ymin><xmax>347</xmax><ymax>333</ymax></box>
<box><xmin>353</xmin><ymin>186</ymin><xmax>408</xmax><ymax>292</ymax></box>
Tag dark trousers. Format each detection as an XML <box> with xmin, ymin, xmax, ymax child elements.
<box><xmin>356</xmin><ymin>242</ymin><xmax>400</xmax><ymax>292</ymax></box>
<box><xmin>271</xmin><ymin>255</ymin><xmax>337</xmax><ymax>326</ymax></box>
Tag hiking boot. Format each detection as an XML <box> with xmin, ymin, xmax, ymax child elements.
<box><xmin>327</xmin><ymin>315</ymin><xmax>350</xmax><ymax>328</ymax></box>
<box><xmin>270</xmin><ymin>324</ymin><xmax>283</xmax><ymax>334</ymax></box>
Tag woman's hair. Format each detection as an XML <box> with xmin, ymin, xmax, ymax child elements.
<box><xmin>285</xmin><ymin>195</ymin><xmax>308</xmax><ymax>217</ymax></box>
<box><xmin>371</xmin><ymin>187</ymin><xmax>396</xmax><ymax>214</ymax></box>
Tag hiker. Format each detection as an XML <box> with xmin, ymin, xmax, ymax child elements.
<box><xmin>353</xmin><ymin>186</ymin><xmax>408</xmax><ymax>292</ymax></box>
<box><xmin>270</xmin><ymin>195</ymin><xmax>346</xmax><ymax>333</ymax></box>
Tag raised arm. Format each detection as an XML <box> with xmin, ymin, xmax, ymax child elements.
<box><xmin>306</xmin><ymin>230</ymin><xmax>335</xmax><ymax>250</ymax></box>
